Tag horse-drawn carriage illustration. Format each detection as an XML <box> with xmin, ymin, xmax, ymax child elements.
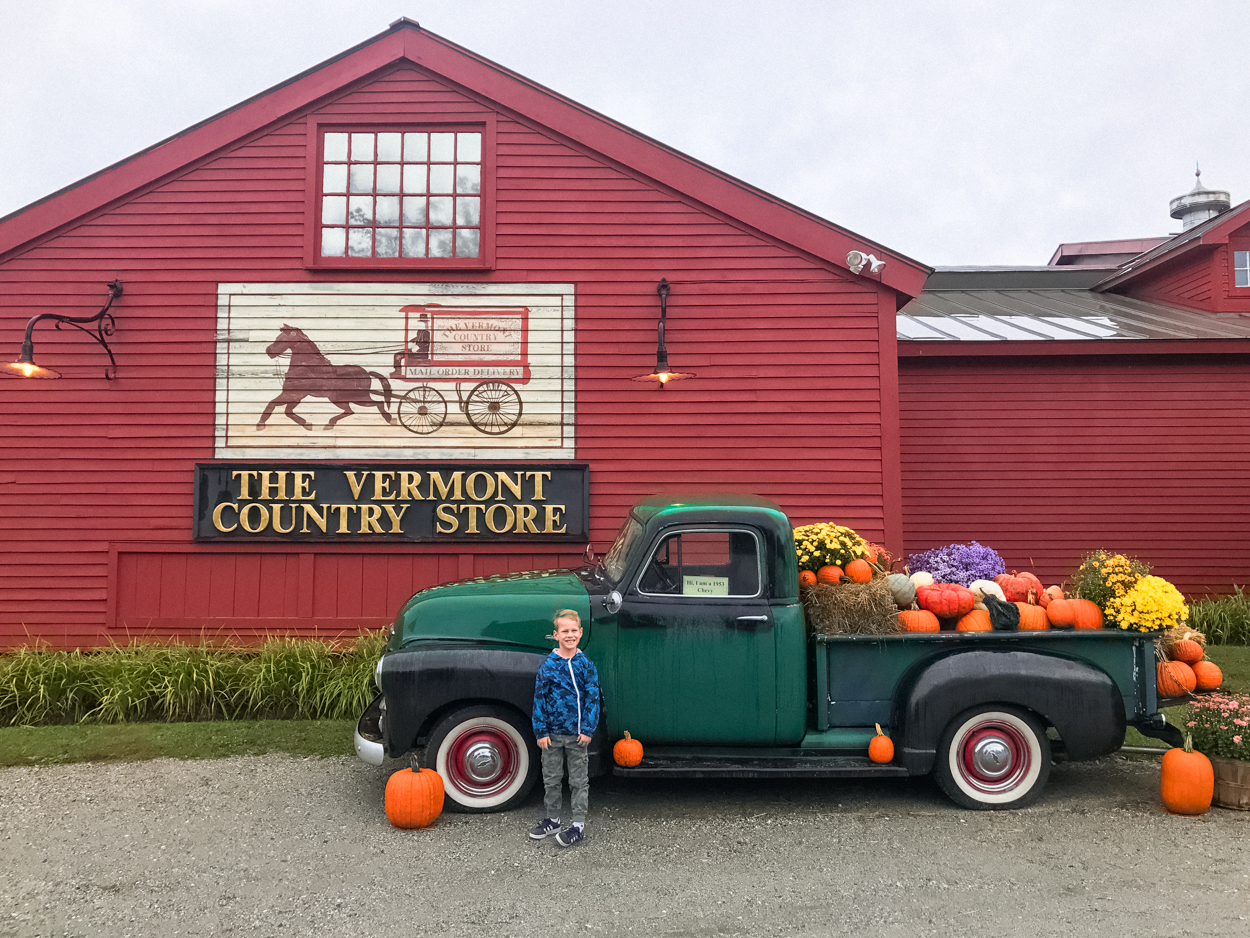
<box><xmin>391</xmin><ymin>304</ymin><xmax>529</xmax><ymax>435</ymax></box>
<box><xmin>255</xmin><ymin>303</ymin><xmax>530</xmax><ymax>437</ymax></box>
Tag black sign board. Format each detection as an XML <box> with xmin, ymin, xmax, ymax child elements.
<box><xmin>193</xmin><ymin>462</ymin><xmax>589</xmax><ymax>543</ymax></box>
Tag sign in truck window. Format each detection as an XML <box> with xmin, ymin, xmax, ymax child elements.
<box><xmin>193</xmin><ymin>462</ymin><xmax>588</xmax><ymax>543</ymax></box>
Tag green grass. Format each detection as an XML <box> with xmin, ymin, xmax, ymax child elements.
<box><xmin>0</xmin><ymin>718</ymin><xmax>355</xmax><ymax>767</ymax></box>
<box><xmin>0</xmin><ymin>633</ymin><xmax>386</xmax><ymax>726</ymax></box>
<box><xmin>1188</xmin><ymin>586</ymin><xmax>1250</xmax><ymax>645</ymax></box>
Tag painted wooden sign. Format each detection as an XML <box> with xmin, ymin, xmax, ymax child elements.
<box><xmin>193</xmin><ymin>462</ymin><xmax>590</xmax><ymax>543</ymax></box>
<box><xmin>214</xmin><ymin>282</ymin><xmax>575</xmax><ymax>459</ymax></box>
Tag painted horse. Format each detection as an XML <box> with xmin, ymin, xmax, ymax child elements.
<box><xmin>257</xmin><ymin>324</ymin><xmax>393</xmax><ymax>430</ymax></box>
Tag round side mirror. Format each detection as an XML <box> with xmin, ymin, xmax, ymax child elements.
<box><xmin>603</xmin><ymin>590</ymin><xmax>622</xmax><ymax>615</ymax></box>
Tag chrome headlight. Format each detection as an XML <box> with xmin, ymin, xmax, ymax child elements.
<box><xmin>374</xmin><ymin>655</ymin><xmax>385</xmax><ymax>692</ymax></box>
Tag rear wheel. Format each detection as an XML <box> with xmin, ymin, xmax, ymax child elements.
<box><xmin>425</xmin><ymin>705</ymin><xmax>538</xmax><ymax>813</ymax></box>
<box><xmin>933</xmin><ymin>706</ymin><xmax>1051</xmax><ymax>810</ymax></box>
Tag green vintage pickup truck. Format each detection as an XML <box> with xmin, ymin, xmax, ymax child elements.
<box><xmin>355</xmin><ymin>494</ymin><xmax>1180</xmax><ymax>810</ymax></box>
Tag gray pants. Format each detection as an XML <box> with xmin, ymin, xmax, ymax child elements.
<box><xmin>541</xmin><ymin>734</ymin><xmax>589</xmax><ymax>824</ymax></box>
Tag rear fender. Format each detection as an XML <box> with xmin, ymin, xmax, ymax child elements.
<box><xmin>894</xmin><ymin>650</ymin><xmax>1126</xmax><ymax>774</ymax></box>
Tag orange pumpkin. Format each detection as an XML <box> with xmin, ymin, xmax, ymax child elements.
<box><xmin>868</xmin><ymin>723</ymin><xmax>894</xmax><ymax>764</ymax></box>
<box><xmin>898</xmin><ymin>609</ymin><xmax>940</xmax><ymax>632</ymax></box>
<box><xmin>1015</xmin><ymin>602</ymin><xmax>1049</xmax><ymax>631</ymax></box>
<box><xmin>955</xmin><ymin>609</ymin><xmax>993</xmax><ymax>632</ymax></box>
<box><xmin>1169</xmin><ymin>639</ymin><xmax>1204</xmax><ymax>664</ymax></box>
<box><xmin>995</xmin><ymin>571</ymin><xmax>1045</xmax><ymax>604</ymax></box>
<box><xmin>1046</xmin><ymin>598</ymin><xmax>1102</xmax><ymax>630</ymax></box>
<box><xmin>1191</xmin><ymin>660</ymin><xmax>1223</xmax><ymax>692</ymax></box>
<box><xmin>1157</xmin><ymin>660</ymin><xmax>1197</xmax><ymax>697</ymax></box>
<box><xmin>845</xmin><ymin>559</ymin><xmax>874</xmax><ymax>583</ymax></box>
<box><xmin>613</xmin><ymin>730</ymin><xmax>644</xmax><ymax>767</ymax></box>
<box><xmin>1039</xmin><ymin>586</ymin><xmax>1064</xmax><ymax>609</ymax></box>
<box><xmin>1160</xmin><ymin>734</ymin><xmax>1213</xmax><ymax>816</ymax></box>
<box><xmin>799</xmin><ymin>570</ymin><xmax>818</xmax><ymax>588</ymax></box>
<box><xmin>816</xmin><ymin>565</ymin><xmax>844</xmax><ymax>585</ymax></box>
<box><xmin>385</xmin><ymin>767</ymin><xmax>445</xmax><ymax>829</ymax></box>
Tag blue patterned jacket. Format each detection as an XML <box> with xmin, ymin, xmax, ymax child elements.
<box><xmin>532</xmin><ymin>649</ymin><xmax>600</xmax><ymax>738</ymax></box>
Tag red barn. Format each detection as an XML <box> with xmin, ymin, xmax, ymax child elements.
<box><xmin>0</xmin><ymin>20</ymin><xmax>927</xmax><ymax>648</ymax></box>
<box><xmin>898</xmin><ymin>197</ymin><xmax>1250</xmax><ymax>594</ymax></box>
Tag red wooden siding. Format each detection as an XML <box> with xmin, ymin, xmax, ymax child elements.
<box><xmin>1120</xmin><ymin>249</ymin><xmax>1215</xmax><ymax>310</ymax></box>
<box><xmin>0</xmin><ymin>64</ymin><xmax>895</xmax><ymax>647</ymax></box>
<box><xmin>899</xmin><ymin>354</ymin><xmax>1250</xmax><ymax>595</ymax></box>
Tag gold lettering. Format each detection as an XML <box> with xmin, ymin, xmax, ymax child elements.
<box><xmin>258</xmin><ymin>471</ymin><xmax>289</xmax><ymax>501</ymax></box>
<box><xmin>271</xmin><ymin>503</ymin><xmax>296</xmax><ymax>534</ymax></box>
<box><xmin>435</xmin><ymin>503</ymin><xmax>459</xmax><ymax>534</ymax></box>
<box><xmin>293</xmin><ymin>470</ymin><xmax>316</xmax><ymax>500</ymax></box>
<box><xmin>543</xmin><ymin>504</ymin><xmax>567</xmax><ymax>534</ymax></box>
<box><xmin>526</xmin><ymin>471</ymin><xmax>552</xmax><ymax>501</ymax></box>
<box><xmin>495</xmin><ymin>471</ymin><xmax>523</xmax><ymax>500</ymax></box>
<box><xmin>301</xmin><ymin>504</ymin><xmax>328</xmax><ymax>533</ymax></box>
<box><xmin>429</xmin><ymin>471</ymin><xmax>463</xmax><ymax>501</ymax></box>
<box><xmin>212</xmin><ymin>502</ymin><xmax>239</xmax><ymax>533</ymax></box>
<box><xmin>399</xmin><ymin>471</ymin><xmax>423</xmax><ymax>501</ymax></box>
<box><xmin>465</xmin><ymin>471</ymin><xmax>495</xmax><ymax>501</ymax></box>
<box><xmin>485</xmin><ymin>503</ymin><xmax>515</xmax><ymax>534</ymax></box>
<box><xmin>515</xmin><ymin>503</ymin><xmax>539</xmax><ymax>534</ymax></box>
<box><xmin>457</xmin><ymin>503</ymin><xmax>483</xmax><ymax>534</ymax></box>
<box><xmin>344</xmin><ymin>471</ymin><xmax>368</xmax><ymax>500</ymax></box>
<box><xmin>330</xmin><ymin>504</ymin><xmax>357</xmax><ymax>534</ymax></box>
<box><xmin>232</xmin><ymin>470</ymin><xmax>258</xmax><ymax>499</ymax></box>
<box><xmin>372</xmin><ymin>471</ymin><xmax>395</xmax><ymax>501</ymax></box>
<box><xmin>383</xmin><ymin>504</ymin><xmax>409</xmax><ymax>533</ymax></box>
<box><xmin>359</xmin><ymin>504</ymin><xmax>384</xmax><ymax>534</ymax></box>
<box><xmin>239</xmin><ymin>502</ymin><xmax>270</xmax><ymax>533</ymax></box>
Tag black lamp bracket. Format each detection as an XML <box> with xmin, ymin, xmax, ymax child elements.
<box><xmin>19</xmin><ymin>280</ymin><xmax>123</xmax><ymax>379</ymax></box>
<box><xmin>655</xmin><ymin>277</ymin><xmax>671</xmax><ymax>374</ymax></box>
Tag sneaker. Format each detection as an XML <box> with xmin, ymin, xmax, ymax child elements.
<box><xmin>554</xmin><ymin>824</ymin><xmax>584</xmax><ymax>848</ymax></box>
<box><xmin>528</xmin><ymin>818</ymin><xmax>561</xmax><ymax>840</ymax></box>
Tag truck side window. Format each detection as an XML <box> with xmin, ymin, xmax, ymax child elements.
<box><xmin>637</xmin><ymin>529</ymin><xmax>761</xmax><ymax>597</ymax></box>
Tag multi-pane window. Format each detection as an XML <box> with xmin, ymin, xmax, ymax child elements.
<box><xmin>1235</xmin><ymin>250</ymin><xmax>1250</xmax><ymax>288</ymax></box>
<box><xmin>319</xmin><ymin>130</ymin><xmax>482</xmax><ymax>260</ymax></box>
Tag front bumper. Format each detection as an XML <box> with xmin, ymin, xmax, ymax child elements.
<box><xmin>354</xmin><ymin>693</ymin><xmax>386</xmax><ymax>766</ymax></box>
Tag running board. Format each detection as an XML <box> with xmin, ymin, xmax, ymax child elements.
<box><xmin>613</xmin><ymin>754</ymin><xmax>909</xmax><ymax>779</ymax></box>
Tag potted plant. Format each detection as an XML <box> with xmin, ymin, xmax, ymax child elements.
<box><xmin>1184</xmin><ymin>692</ymin><xmax>1250</xmax><ymax>810</ymax></box>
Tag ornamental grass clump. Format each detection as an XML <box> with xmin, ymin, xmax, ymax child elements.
<box><xmin>1105</xmin><ymin>575</ymin><xmax>1189</xmax><ymax>633</ymax></box>
<box><xmin>904</xmin><ymin>542</ymin><xmax>1005</xmax><ymax>588</ymax></box>
<box><xmin>1188</xmin><ymin>587</ymin><xmax>1250</xmax><ymax>646</ymax></box>
<box><xmin>1184</xmin><ymin>692</ymin><xmax>1250</xmax><ymax>761</ymax></box>
<box><xmin>0</xmin><ymin>632</ymin><xmax>385</xmax><ymax>727</ymax></box>
<box><xmin>793</xmin><ymin>523</ymin><xmax>869</xmax><ymax>573</ymax></box>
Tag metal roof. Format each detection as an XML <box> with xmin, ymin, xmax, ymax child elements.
<box><xmin>1093</xmin><ymin>200</ymin><xmax>1250</xmax><ymax>291</ymax></box>
<box><xmin>898</xmin><ymin>283</ymin><xmax>1250</xmax><ymax>343</ymax></box>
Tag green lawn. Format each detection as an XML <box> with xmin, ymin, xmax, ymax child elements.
<box><xmin>0</xmin><ymin>719</ymin><xmax>355</xmax><ymax>767</ymax></box>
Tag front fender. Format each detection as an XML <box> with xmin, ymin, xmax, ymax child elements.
<box><xmin>894</xmin><ymin>650</ymin><xmax>1125</xmax><ymax>774</ymax></box>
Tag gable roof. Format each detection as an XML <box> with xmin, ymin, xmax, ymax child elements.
<box><xmin>1093</xmin><ymin>199</ymin><xmax>1250</xmax><ymax>292</ymax></box>
<box><xmin>0</xmin><ymin>19</ymin><xmax>930</xmax><ymax>297</ymax></box>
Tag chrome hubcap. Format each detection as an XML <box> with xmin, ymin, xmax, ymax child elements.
<box><xmin>463</xmin><ymin>741</ymin><xmax>502</xmax><ymax>782</ymax></box>
<box><xmin>971</xmin><ymin>736</ymin><xmax>1013</xmax><ymax>778</ymax></box>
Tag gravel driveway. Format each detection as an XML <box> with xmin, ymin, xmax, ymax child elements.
<box><xmin>1</xmin><ymin>752</ymin><xmax>1247</xmax><ymax>937</ymax></box>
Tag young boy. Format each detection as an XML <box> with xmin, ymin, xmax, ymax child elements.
<box><xmin>529</xmin><ymin>609</ymin><xmax>600</xmax><ymax>848</ymax></box>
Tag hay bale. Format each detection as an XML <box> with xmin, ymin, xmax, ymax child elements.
<box><xmin>803</xmin><ymin>577</ymin><xmax>899</xmax><ymax>636</ymax></box>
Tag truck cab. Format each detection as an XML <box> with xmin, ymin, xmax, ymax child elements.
<box><xmin>356</xmin><ymin>494</ymin><xmax>1177</xmax><ymax>812</ymax></box>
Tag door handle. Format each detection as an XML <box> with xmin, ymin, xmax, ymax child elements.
<box><xmin>736</xmin><ymin>615</ymin><xmax>769</xmax><ymax>621</ymax></box>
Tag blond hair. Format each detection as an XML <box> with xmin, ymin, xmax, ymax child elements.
<box><xmin>553</xmin><ymin>608</ymin><xmax>581</xmax><ymax>626</ymax></box>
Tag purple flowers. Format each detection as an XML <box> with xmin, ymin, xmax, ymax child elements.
<box><xmin>906</xmin><ymin>542</ymin><xmax>1006</xmax><ymax>587</ymax></box>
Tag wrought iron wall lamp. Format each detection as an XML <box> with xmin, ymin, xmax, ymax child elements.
<box><xmin>632</xmin><ymin>278</ymin><xmax>694</xmax><ymax>387</ymax></box>
<box><xmin>3</xmin><ymin>280</ymin><xmax>123</xmax><ymax>380</ymax></box>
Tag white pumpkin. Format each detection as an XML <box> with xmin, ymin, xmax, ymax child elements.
<box><xmin>910</xmin><ymin>571</ymin><xmax>935</xmax><ymax>588</ymax></box>
<box><xmin>969</xmin><ymin>579</ymin><xmax>1006</xmax><ymax>603</ymax></box>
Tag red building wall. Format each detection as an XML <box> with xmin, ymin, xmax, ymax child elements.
<box><xmin>0</xmin><ymin>63</ymin><xmax>900</xmax><ymax>647</ymax></box>
<box><xmin>1116</xmin><ymin>216</ymin><xmax>1250</xmax><ymax>313</ymax></box>
<box><xmin>899</xmin><ymin>351</ymin><xmax>1250</xmax><ymax>595</ymax></box>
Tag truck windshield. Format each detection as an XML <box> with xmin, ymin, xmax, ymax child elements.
<box><xmin>603</xmin><ymin>516</ymin><xmax>644</xmax><ymax>585</ymax></box>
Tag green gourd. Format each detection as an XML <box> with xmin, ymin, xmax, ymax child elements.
<box><xmin>886</xmin><ymin>573</ymin><xmax>917</xmax><ymax>610</ymax></box>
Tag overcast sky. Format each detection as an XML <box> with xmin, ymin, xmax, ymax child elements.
<box><xmin>4</xmin><ymin>1</ymin><xmax>1248</xmax><ymax>266</ymax></box>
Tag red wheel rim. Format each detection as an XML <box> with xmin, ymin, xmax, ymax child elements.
<box><xmin>956</xmin><ymin>719</ymin><xmax>1032</xmax><ymax>795</ymax></box>
<box><xmin>444</xmin><ymin>724</ymin><xmax>520</xmax><ymax>798</ymax></box>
